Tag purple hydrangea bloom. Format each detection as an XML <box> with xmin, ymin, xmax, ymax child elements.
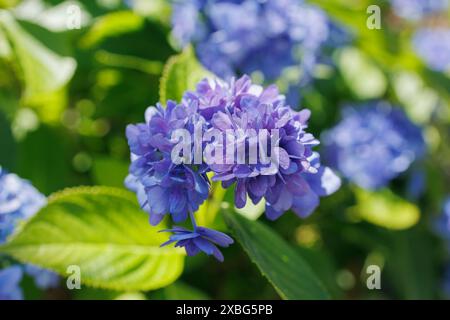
<box><xmin>125</xmin><ymin>101</ymin><xmax>211</xmax><ymax>226</ymax></box>
<box><xmin>0</xmin><ymin>266</ymin><xmax>23</xmax><ymax>300</ymax></box>
<box><xmin>184</xmin><ymin>75</ymin><xmax>341</xmax><ymax>220</ymax></box>
<box><xmin>0</xmin><ymin>167</ymin><xmax>59</xmax><ymax>291</ymax></box>
<box><xmin>161</xmin><ymin>226</ymin><xmax>234</xmax><ymax>261</ymax></box>
<box><xmin>391</xmin><ymin>0</ymin><xmax>448</xmax><ymax>21</ymax></box>
<box><xmin>323</xmin><ymin>101</ymin><xmax>425</xmax><ymax>190</ymax></box>
<box><xmin>126</xmin><ymin>75</ymin><xmax>339</xmax><ymax>259</ymax></box>
<box><xmin>413</xmin><ymin>28</ymin><xmax>450</xmax><ymax>72</ymax></box>
<box><xmin>171</xmin><ymin>0</ymin><xmax>344</xmax><ymax>83</ymax></box>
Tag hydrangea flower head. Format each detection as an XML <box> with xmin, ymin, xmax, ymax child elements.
<box><xmin>413</xmin><ymin>28</ymin><xmax>450</xmax><ymax>72</ymax></box>
<box><xmin>323</xmin><ymin>101</ymin><xmax>425</xmax><ymax>190</ymax></box>
<box><xmin>0</xmin><ymin>266</ymin><xmax>23</xmax><ymax>300</ymax></box>
<box><xmin>0</xmin><ymin>167</ymin><xmax>59</xmax><ymax>291</ymax></box>
<box><xmin>161</xmin><ymin>226</ymin><xmax>233</xmax><ymax>261</ymax></box>
<box><xmin>184</xmin><ymin>75</ymin><xmax>341</xmax><ymax>220</ymax></box>
<box><xmin>125</xmin><ymin>101</ymin><xmax>210</xmax><ymax>226</ymax></box>
<box><xmin>171</xmin><ymin>0</ymin><xmax>343</xmax><ymax>83</ymax></box>
<box><xmin>391</xmin><ymin>0</ymin><xmax>448</xmax><ymax>21</ymax></box>
<box><xmin>126</xmin><ymin>75</ymin><xmax>341</xmax><ymax>259</ymax></box>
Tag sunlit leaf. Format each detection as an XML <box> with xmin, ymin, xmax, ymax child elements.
<box><xmin>0</xmin><ymin>186</ymin><xmax>185</xmax><ymax>291</ymax></box>
<box><xmin>0</xmin><ymin>10</ymin><xmax>76</xmax><ymax>102</ymax></box>
<box><xmin>80</xmin><ymin>11</ymin><xmax>144</xmax><ymax>48</ymax></box>
<box><xmin>336</xmin><ymin>47</ymin><xmax>387</xmax><ymax>99</ymax></box>
<box><xmin>349</xmin><ymin>187</ymin><xmax>420</xmax><ymax>230</ymax></box>
<box><xmin>159</xmin><ymin>46</ymin><xmax>214</xmax><ymax>104</ymax></box>
<box><xmin>223</xmin><ymin>211</ymin><xmax>329</xmax><ymax>300</ymax></box>
<box><xmin>235</xmin><ymin>197</ymin><xmax>265</xmax><ymax>221</ymax></box>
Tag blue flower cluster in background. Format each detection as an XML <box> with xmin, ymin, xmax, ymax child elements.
<box><xmin>390</xmin><ymin>0</ymin><xmax>450</xmax><ymax>72</ymax></box>
<box><xmin>126</xmin><ymin>75</ymin><xmax>340</xmax><ymax>260</ymax></box>
<box><xmin>0</xmin><ymin>167</ymin><xmax>59</xmax><ymax>300</ymax></box>
<box><xmin>322</xmin><ymin>101</ymin><xmax>425</xmax><ymax>190</ymax></box>
<box><xmin>171</xmin><ymin>0</ymin><xmax>346</xmax><ymax>85</ymax></box>
<box><xmin>0</xmin><ymin>168</ymin><xmax>46</xmax><ymax>242</ymax></box>
<box><xmin>413</xmin><ymin>28</ymin><xmax>450</xmax><ymax>72</ymax></box>
<box><xmin>0</xmin><ymin>266</ymin><xmax>23</xmax><ymax>300</ymax></box>
<box><xmin>391</xmin><ymin>0</ymin><xmax>449</xmax><ymax>21</ymax></box>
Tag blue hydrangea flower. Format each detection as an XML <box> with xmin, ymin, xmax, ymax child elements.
<box><xmin>413</xmin><ymin>28</ymin><xmax>450</xmax><ymax>72</ymax></box>
<box><xmin>171</xmin><ymin>0</ymin><xmax>344</xmax><ymax>83</ymax></box>
<box><xmin>126</xmin><ymin>75</ymin><xmax>339</xmax><ymax>259</ymax></box>
<box><xmin>0</xmin><ymin>167</ymin><xmax>59</xmax><ymax>291</ymax></box>
<box><xmin>125</xmin><ymin>101</ymin><xmax>211</xmax><ymax>226</ymax></box>
<box><xmin>0</xmin><ymin>266</ymin><xmax>23</xmax><ymax>300</ymax></box>
<box><xmin>184</xmin><ymin>75</ymin><xmax>341</xmax><ymax>220</ymax></box>
<box><xmin>322</xmin><ymin>102</ymin><xmax>425</xmax><ymax>190</ymax></box>
<box><xmin>161</xmin><ymin>226</ymin><xmax>234</xmax><ymax>261</ymax></box>
<box><xmin>391</xmin><ymin>0</ymin><xmax>448</xmax><ymax>21</ymax></box>
<box><xmin>435</xmin><ymin>198</ymin><xmax>450</xmax><ymax>241</ymax></box>
<box><xmin>0</xmin><ymin>168</ymin><xmax>46</xmax><ymax>242</ymax></box>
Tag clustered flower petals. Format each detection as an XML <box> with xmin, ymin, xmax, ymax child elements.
<box><xmin>184</xmin><ymin>75</ymin><xmax>341</xmax><ymax>220</ymax></box>
<box><xmin>125</xmin><ymin>101</ymin><xmax>210</xmax><ymax>226</ymax></box>
<box><xmin>0</xmin><ymin>266</ymin><xmax>23</xmax><ymax>300</ymax></box>
<box><xmin>390</xmin><ymin>0</ymin><xmax>448</xmax><ymax>21</ymax></box>
<box><xmin>389</xmin><ymin>0</ymin><xmax>450</xmax><ymax>73</ymax></box>
<box><xmin>171</xmin><ymin>0</ymin><xmax>345</xmax><ymax>83</ymax></box>
<box><xmin>0</xmin><ymin>169</ymin><xmax>46</xmax><ymax>242</ymax></box>
<box><xmin>322</xmin><ymin>102</ymin><xmax>425</xmax><ymax>190</ymax></box>
<box><xmin>126</xmin><ymin>75</ymin><xmax>340</xmax><ymax>260</ymax></box>
<box><xmin>0</xmin><ymin>167</ymin><xmax>60</xmax><ymax>299</ymax></box>
<box><xmin>413</xmin><ymin>28</ymin><xmax>450</xmax><ymax>72</ymax></box>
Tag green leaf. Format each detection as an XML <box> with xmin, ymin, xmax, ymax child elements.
<box><xmin>16</xmin><ymin>125</ymin><xmax>73</xmax><ymax>194</ymax></box>
<box><xmin>349</xmin><ymin>187</ymin><xmax>420</xmax><ymax>230</ymax></box>
<box><xmin>159</xmin><ymin>46</ymin><xmax>214</xmax><ymax>104</ymax></box>
<box><xmin>336</xmin><ymin>47</ymin><xmax>387</xmax><ymax>99</ymax></box>
<box><xmin>0</xmin><ymin>110</ymin><xmax>16</xmax><ymax>169</ymax></box>
<box><xmin>91</xmin><ymin>156</ymin><xmax>129</xmax><ymax>188</ymax></box>
<box><xmin>383</xmin><ymin>227</ymin><xmax>438</xmax><ymax>299</ymax></box>
<box><xmin>223</xmin><ymin>211</ymin><xmax>329</xmax><ymax>300</ymax></box>
<box><xmin>0</xmin><ymin>10</ymin><xmax>76</xmax><ymax>102</ymax></box>
<box><xmin>163</xmin><ymin>282</ymin><xmax>210</xmax><ymax>300</ymax></box>
<box><xmin>80</xmin><ymin>11</ymin><xmax>144</xmax><ymax>48</ymax></box>
<box><xmin>0</xmin><ymin>186</ymin><xmax>185</xmax><ymax>291</ymax></box>
<box><xmin>129</xmin><ymin>0</ymin><xmax>172</xmax><ymax>23</ymax></box>
<box><xmin>235</xmin><ymin>197</ymin><xmax>266</xmax><ymax>221</ymax></box>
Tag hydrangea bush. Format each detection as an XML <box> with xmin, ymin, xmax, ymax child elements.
<box><xmin>0</xmin><ymin>0</ymin><xmax>449</xmax><ymax>301</ymax></box>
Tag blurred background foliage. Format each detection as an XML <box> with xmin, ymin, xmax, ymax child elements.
<box><xmin>0</xmin><ymin>0</ymin><xmax>449</xmax><ymax>299</ymax></box>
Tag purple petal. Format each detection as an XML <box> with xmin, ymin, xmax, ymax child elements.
<box><xmin>235</xmin><ymin>179</ymin><xmax>247</xmax><ymax>208</ymax></box>
<box><xmin>292</xmin><ymin>188</ymin><xmax>320</xmax><ymax>218</ymax></box>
